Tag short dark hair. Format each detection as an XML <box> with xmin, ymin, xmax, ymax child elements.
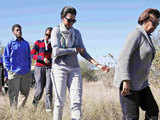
<box><xmin>61</xmin><ymin>6</ymin><xmax>77</xmax><ymax>19</ymax></box>
<box><xmin>12</xmin><ymin>24</ymin><xmax>22</xmax><ymax>32</ymax></box>
<box><xmin>138</xmin><ymin>8</ymin><xmax>160</xmax><ymax>25</ymax></box>
<box><xmin>45</xmin><ymin>27</ymin><xmax>53</xmax><ymax>33</ymax></box>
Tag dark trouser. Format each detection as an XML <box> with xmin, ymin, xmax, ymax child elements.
<box><xmin>33</xmin><ymin>66</ymin><xmax>53</xmax><ymax>109</ymax></box>
<box><xmin>0</xmin><ymin>65</ymin><xmax>4</xmax><ymax>87</ymax></box>
<box><xmin>8</xmin><ymin>71</ymin><xmax>31</xmax><ymax>108</ymax></box>
<box><xmin>120</xmin><ymin>86</ymin><xmax>159</xmax><ymax>120</ymax></box>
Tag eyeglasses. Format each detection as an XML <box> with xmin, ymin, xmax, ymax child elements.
<box><xmin>149</xmin><ymin>19</ymin><xmax>159</xmax><ymax>27</ymax></box>
<box><xmin>65</xmin><ymin>17</ymin><xmax>76</xmax><ymax>23</ymax></box>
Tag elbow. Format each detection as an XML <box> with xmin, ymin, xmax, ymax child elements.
<box><xmin>53</xmin><ymin>52</ymin><xmax>57</xmax><ymax>57</ymax></box>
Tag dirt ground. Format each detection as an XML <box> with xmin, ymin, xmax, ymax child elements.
<box><xmin>0</xmin><ymin>94</ymin><xmax>6</xmax><ymax>106</ymax></box>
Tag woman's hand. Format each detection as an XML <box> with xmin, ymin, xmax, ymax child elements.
<box><xmin>96</xmin><ymin>64</ymin><xmax>110</xmax><ymax>72</ymax></box>
<box><xmin>121</xmin><ymin>80</ymin><xmax>130</xmax><ymax>96</ymax></box>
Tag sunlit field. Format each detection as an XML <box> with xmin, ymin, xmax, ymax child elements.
<box><xmin>0</xmin><ymin>70</ymin><xmax>160</xmax><ymax>120</ymax></box>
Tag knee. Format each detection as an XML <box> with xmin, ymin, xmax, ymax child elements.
<box><xmin>36</xmin><ymin>87</ymin><xmax>44</xmax><ymax>95</ymax></box>
<box><xmin>21</xmin><ymin>89</ymin><xmax>29</xmax><ymax>97</ymax></box>
<box><xmin>54</xmin><ymin>103</ymin><xmax>64</xmax><ymax>110</ymax></box>
<box><xmin>54</xmin><ymin>98</ymin><xmax>65</xmax><ymax>109</ymax></box>
<box><xmin>46</xmin><ymin>89</ymin><xmax>52</xmax><ymax>95</ymax></box>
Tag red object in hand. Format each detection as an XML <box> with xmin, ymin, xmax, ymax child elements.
<box><xmin>101</xmin><ymin>65</ymin><xmax>110</xmax><ymax>72</ymax></box>
<box><xmin>97</xmin><ymin>64</ymin><xmax>110</xmax><ymax>72</ymax></box>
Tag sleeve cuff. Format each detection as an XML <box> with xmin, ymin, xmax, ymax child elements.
<box><xmin>119</xmin><ymin>73</ymin><xmax>131</xmax><ymax>81</ymax></box>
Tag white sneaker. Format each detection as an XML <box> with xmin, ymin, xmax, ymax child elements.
<box><xmin>46</xmin><ymin>109</ymin><xmax>52</xmax><ymax>112</ymax></box>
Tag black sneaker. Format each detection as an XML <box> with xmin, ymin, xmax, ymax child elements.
<box><xmin>32</xmin><ymin>99</ymin><xmax>38</xmax><ymax>107</ymax></box>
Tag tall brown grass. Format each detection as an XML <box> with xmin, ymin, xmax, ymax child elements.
<box><xmin>0</xmin><ymin>70</ymin><xmax>160</xmax><ymax>120</ymax></box>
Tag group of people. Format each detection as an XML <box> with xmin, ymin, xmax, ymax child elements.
<box><xmin>0</xmin><ymin>6</ymin><xmax>109</xmax><ymax>120</ymax></box>
<box><xmin>0</xmin><ymin>6</ymin><xmax>160</xmax><ymax>120</ymax></box>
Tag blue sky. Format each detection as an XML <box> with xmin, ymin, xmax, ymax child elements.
<box><xmin>0</xmin><ymin>0</ymin><xmax>160</xmax><ymax>63</ymax></box>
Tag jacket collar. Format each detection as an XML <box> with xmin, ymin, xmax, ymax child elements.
<box><xmin>13</xmin><ymin>37</ymin><xmax>24</xmax><ymax>41</ymax></box>
<box><xmin>136</xmin><ymin>25</ymin><xmax>151</xmax><ymax>41</ymax></box>
<box><xmin>41</xmin><ymin>39</ymin><xmax>51</xmax><ymax>44</ymax></box>
<box><xmin>136</xmin><ymin>25</ymin><xmax>155</xmax><ymax>50</ymax></box>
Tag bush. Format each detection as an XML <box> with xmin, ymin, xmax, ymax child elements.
<box><xmin>150</xmin><ymin>48</ymin><xmax>160</xmax><ymax>86</ymax></box>
<box><xmin>80</xmin><ymin>60</ymin><xmax>98</xmax><ymax>82</ymax></box>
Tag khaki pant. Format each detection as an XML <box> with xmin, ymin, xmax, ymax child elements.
<box><xmin>8</xmin><ymin>71</ymin><xmax>31</xmax><ymax>109</ymax></box>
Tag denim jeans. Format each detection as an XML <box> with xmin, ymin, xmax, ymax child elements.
<box><xmin>33</xmin><ymin>66</ymin><xmax>53</xmax><ymax>109</ymax></box>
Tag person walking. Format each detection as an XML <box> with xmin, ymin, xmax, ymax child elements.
<box><xmin>31</xmin><ymin>27</ymin><xmax>53</xmax><ymax>112</ymax></box>
<box><xmin>114</xmin><ymin>8</ymin><xmax>160</xmax><ymax>120</ymax></box>
<box><xmin>4</xmin><ymin>24</ymin><xmax>31</xmax><ymax>109</ymax></box>
<box><xmin>51</xmin><ymin>6</ymin><xmax>110</xmax><ymax>120</ymax></box>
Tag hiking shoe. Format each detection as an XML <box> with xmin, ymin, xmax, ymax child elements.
<box><xmin>32</xmin><ymin>99</ymin><xmax>38</xmax><ymax>107</ymax></box>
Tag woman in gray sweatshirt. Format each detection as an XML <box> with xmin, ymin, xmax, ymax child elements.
<box><xmin>51</xmin><ymin>6</ymin><xmax>109</xmax><ymax>120</ymax></box>
<box><xmin>114</xmin><ymin>8</ymin><xmax>160</xmax><ymax>120</ymax></box>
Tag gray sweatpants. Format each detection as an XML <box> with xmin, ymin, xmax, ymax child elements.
<box><xmin>52</xmin><ymin>65</ymin><xmax>82</xmax><ymax>120</ymax></box>
<box><xmin>8</xmin><ymin>71</ymin><xmax>31</xmax><ymax>108</ymax></box>
<box><xmin>33</xmin><ymin>66</ymin><xmax>53</xmax><ymax>109</ymax></box>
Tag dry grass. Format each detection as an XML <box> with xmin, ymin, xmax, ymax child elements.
<box><xmin>0</xmin><ymin>70</ymin><xmax>160</xmax><ymax>120</ymax></box>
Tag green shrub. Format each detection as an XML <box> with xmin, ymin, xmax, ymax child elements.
<box><xmin>80</xmin><ymin>60</ymin><xmax>98</xmax><ymax>82</ymax></box>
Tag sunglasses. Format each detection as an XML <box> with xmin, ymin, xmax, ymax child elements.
<box><xmin>45</xmin><ymin>34</ymin><xmax>51</xmax><ymax>38</ymax></box>
<box><xmin>65</xmin><ymin>17</ymin><xmax>76</xmax><ymax>23</ymax></box>
<box><xmin>149</xmin><ymin>19</ymin><xmax>159</xmax><ymax>27</ymax></box>
<box><xmin>15</xmin><ymin>29</ymin><xmax>21</xmax><ymax>32</ymax></box>
<box><xmin>45</xmin><ymin>34</ymin><xmax>50</xmax><ymax>36</ymax></box>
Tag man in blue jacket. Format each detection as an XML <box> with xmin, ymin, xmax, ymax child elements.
<box><xmin>4</xmin><ymin>24</ymin><xmax>31</xmax><ymax>109</ymax></box>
